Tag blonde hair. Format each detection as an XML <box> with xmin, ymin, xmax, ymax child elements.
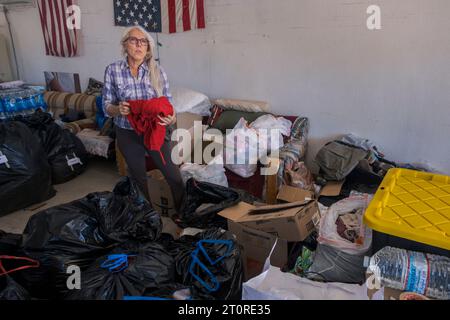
<box><xmin>121</xmin><ymin>26</ymin><xmax>163</xmax><ymax>97</ymax></box>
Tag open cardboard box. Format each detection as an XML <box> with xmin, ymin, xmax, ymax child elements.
<box><xmin>276</xmin><ymin>180</ymin><xmax>345</xmax><ymax>203</ymax></box>
<box><xmin>217</xmin><ymin>181</ymin><xmax>344</xmax><ymax>281</ymax></box>
<box><xmin>218</xmin><ymin>195</ymin><xmax>320</xmax><ymax>280</ymax></box>
<box><xmin>218</xmin><ymin>202</ymin><xmax>288</xmax><ymax>280</ymax></box>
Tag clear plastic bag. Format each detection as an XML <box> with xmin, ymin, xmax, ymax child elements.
<box><xmin>181</xmin><ymin>158</ymin><xmax>228</xmax><ymax>188</ymax></box>
<box><xmin>317</xmin><ymin>195</ymin><xmax>372</xmax><ymax>255</ymax></box>
<box><xmin>224</xmin><ymin>118</ymin><xmax>259</xmax><ymax>178</ymax></box>
<box><xmin>250</xmin><ymin>114</ymin><xmax>291</xmax><ymax>157</ymax></box>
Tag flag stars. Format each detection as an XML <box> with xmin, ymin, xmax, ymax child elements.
<box><xmin>114</xmin><ymin>0</ymin><xmax>163</xmax><ymax>30</ymax></box>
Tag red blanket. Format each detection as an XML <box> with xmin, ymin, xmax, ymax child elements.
<box><xmin>127</xmin><ymin>97</ymin><xmax>174</xmax><ymax>165</ymax></box>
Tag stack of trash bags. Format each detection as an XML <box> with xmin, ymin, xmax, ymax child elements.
<box><xmin>0</xmin><ymin>111</ymin><xmax>88</xmax><ymax>217</ymax></box>
<box><xmin>0</xmin><ymin>178</ymin><xmax>244</xmax><ymax>300</ymax></box>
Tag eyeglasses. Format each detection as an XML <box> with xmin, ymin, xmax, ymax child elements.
<box><xmin>127</xmin><ymin>37</ymin><xmax>149</xmax><ymax>47</ymax></box>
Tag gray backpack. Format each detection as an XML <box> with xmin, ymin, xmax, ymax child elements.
<box><xmin>315</xmin><ymin>141</ymin><xmax>369</xmax><ymax>181</ymax></box>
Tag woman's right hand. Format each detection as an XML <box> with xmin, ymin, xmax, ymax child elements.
<box><xmin>118</xmin><ymin>101</ymin><xmax>131</xmax><ymax>116</ymax></box>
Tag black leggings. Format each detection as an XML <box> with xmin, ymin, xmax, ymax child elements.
<box><xmin>116</xmin><ymin>126</ymin><xmax>185</xmax><ymax>212</ymax></box>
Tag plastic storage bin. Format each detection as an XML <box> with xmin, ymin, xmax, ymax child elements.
<box><xmin>364</xmin><ymin>168</ymin><xmax>450</xmax><ymax>257</ymax></box>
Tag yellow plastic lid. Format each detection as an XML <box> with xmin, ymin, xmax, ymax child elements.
<box><xmin>364</xmin><ymin>168</ymin><xmax>450</xmax><ymax>250</ymax></box>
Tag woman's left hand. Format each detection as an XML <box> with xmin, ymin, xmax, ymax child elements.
<box><xmin>158</xmin><ymin>112</ymin><xmax>177</xmax><ymax>126</ymax></box>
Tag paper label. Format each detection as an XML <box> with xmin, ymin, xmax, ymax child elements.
<box><xmin>406</xmin><ymin>252</ymin><xmax>428</xmax><ymax>294</ymax></box>
<box><xmin>0</xmin><ymin>155</ymin><xmax>8</xmax><ymax>165</ymax></box>
<box><xmin>67</xmin><ymin>156</ymin><xmax>82</xmax><ymax>167</ymax></box>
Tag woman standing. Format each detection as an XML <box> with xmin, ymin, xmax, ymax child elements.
<box><xmin>103</xmin><ymin>26</ymin><xmax>185</xmax><ymax>212</ymax></box>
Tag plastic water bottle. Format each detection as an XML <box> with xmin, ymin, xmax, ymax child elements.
<box><xmin>368</xmin><ymin>247</ymin><xmax>450</xmax><ymax>300</ymax></box>
<box><xmin>0</xmin><ymin>99</ymin><xmax>5</xmax><ymax>120</ymax></box>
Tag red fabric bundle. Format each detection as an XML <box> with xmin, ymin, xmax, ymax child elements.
<box><xmin>127</xmin><ymin>97</ymin><xmax>174</xmax><ymax>165</ymax></box>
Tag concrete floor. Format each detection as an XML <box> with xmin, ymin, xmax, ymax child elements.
<box><xmin>0</xmin><ymin>157</ymin><xmax>121</xmax><ymax>234</ymax></box>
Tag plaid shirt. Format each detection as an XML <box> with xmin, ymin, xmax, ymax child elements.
<box><xmin>102</xmin><ymin>59</ymin><xmax>172</xmax><ymax>130</ymax></box>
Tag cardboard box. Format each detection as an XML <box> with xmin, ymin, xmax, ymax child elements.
<box><xmin>277</xmin><ymin>185</ymin><xmax>314</xmax><ymax>203</ymax></box>
<box><xmin>176</xmin><ymin>112</ymin><xmax>203</xmax><ymax>132</ymax></box>
<box><xmin>278</xmin><ymin>185</ymin><xmax>323</xmax><ymax>230</ymax></box>
<box><xmin>277</xmin><ymin>181</ymin><xmax>344</xmax><ymax>203</ymax></box>
<box><xmin>237</xmin><ymin>201</ymin><xmax>319</xmax><ymax>242</ymax></box>
<box><xmin>147</xmin><ymin>170</ymin><xmax>176</xmax><ymax>217</ymax></box>
<box><xmin>366</xmin><ymin>272</ymin><xmax>403</xmax><ymax>300</ymax></box>
<box><xmin>320</xmin><ymin>180</ymin><xmax>345</xmax><ymax>197</ymax></box>
<box><xmin>218</xmin><ymin>184</ymin><xmax>321</xmax><ymax>280</ymax></box>
<box><xmin>219</xmin><ymin>202</ymin><xmax>289</xmax><ymax>280</ymax></box>
<box><xmin>173</xmin><ymin>112</ymin><xmax>204</xmax><ymax>164</ymax></box>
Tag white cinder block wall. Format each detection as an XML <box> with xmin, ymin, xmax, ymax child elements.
<box><xmin>1</xmin><ymin>0</ymin><xmax>450</xmax><ymax>173</ymax></box>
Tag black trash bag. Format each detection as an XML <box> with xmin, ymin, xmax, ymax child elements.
<box><xmin>0</xmin><ymin>121</ymin><xmax>55</xmax><ymax>217</ymax></box>
<box><xmin>0</xmin><ymin>231</ymin><xmax>22</xmax><ymax>255</ymax></box>
<box><xmin>318</xmin><ymin>167</ymin><xmax>383</xmax><ymax>207</ymax></box>
<box><xmin>14</xmin><ymin>111</ymin><xmax>88</xmax><ymax>185</ymax></box>
<box><xmin>164</xmin><ymin>228</ymin><xmax>243</xmax><ymax>300</ymax></box>
<box><xmin>12</xmin><ymin>178</ymin><xmax>161</xmax><ymax>299</ymax></box>
<box><xmin>0</xmin><ymin>277</ymin><xmax>30</xmax><ymax>300</ymax></box>
<box><xmin>67</xmin><ymin>242</ymin><xmax>175</xmax><ymax>300</ymax></box>
<box><xmin>177</xmin><ymin>179</ymin><xmax>241</xmax><ymax>229</ymax></box>
<box><xmin>308</xmin><ymin>244</ymin><xmax>367</xmax><ymax>284</ymax></box>
<box><xmin>19</xmin><ymin>200</ymin><xmax>111</xmax><ymax>299</ymax></box>
<box><xmin>0</xmin><ymin>255</ymin><xmax>40</xmax><ymax>300</ymax></box>
<box><xmin>93</xmin><ymin>177</ymin><xmax>162</xmax><ymax>243</ymax></box>
<box><xmin>17</xmin><ymin>177</ymin><xmax>160</xmax><ymax>299</ymax></box>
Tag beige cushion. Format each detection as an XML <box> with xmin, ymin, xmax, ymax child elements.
<box><xmin>44</xmin><ymin>91</ymin><xmax>71</xmax><ymax>118</ymax></box>
<box><xmin>44</xmin><ymin>91</ymin><xmax>97</xmax><ymax>119</ymax></box>
<box><xmin>212</xmin><ymin>99</ymin><xmax>270</xmax><ymax>113</ymax></box>
<box><xmin>66</xmin><ymin>93</ymin><xmax>97</xmax><ymax>118</ymax></box>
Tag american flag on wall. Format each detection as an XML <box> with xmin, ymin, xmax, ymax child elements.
<box><xmin>37</xmin><ymin>0</ymin><xmax>79</xmax><ymax>57</ymax></box>
<box><xmin>114</xmin><ymin>0</ymin><xmax>206</xmax><ymax>34</ymax></box>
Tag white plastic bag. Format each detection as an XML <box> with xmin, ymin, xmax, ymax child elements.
<box><xmin>318</xmin><ymin>195</ymin><xmax>373</xmax><ymax>255</ymax></box>
<box><xmin>243</xmin><ymin>266</ymin><xmax>370</xmax><ymax>300</ymax></box>
<box><xmin>242</xmin><ymin>241</ymin><xmax>370</xmax><ymax>300</ymax></box>
<box><xmin>250</xmin><ymin>115</ymin><xmax>292</xmax><ymax>157</ymax></box>
<box><xmin>180</xmin><ymin>158</ymin><xmax>228</xmax><ymax>187</ymax></box>
<box><xmin>171</xmin><ymin>87</ymin><xmax>212</xmax><ymax>116</ymax></box>
<box><xmin>224</xmin><ymin>118</ymin><xmax>259</xmax><ymax>178</ymax></box>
